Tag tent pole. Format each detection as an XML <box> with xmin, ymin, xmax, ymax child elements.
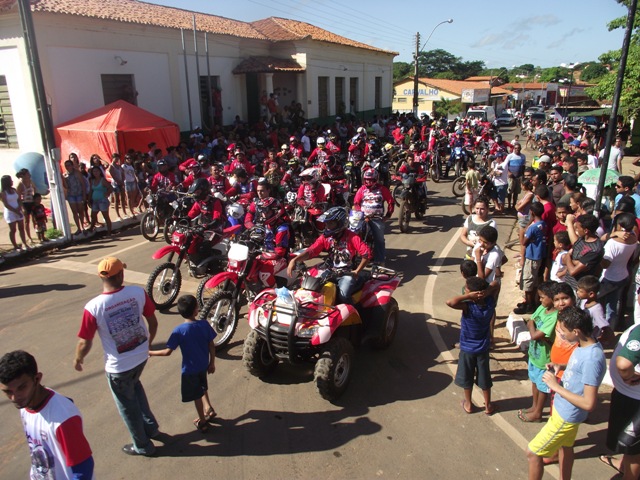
<box><xmin>17</xmin><ymin>0</ymin><xmax>70</xmax><ymax>240</ymax></box>
<box><xmin>181</xmin><ymin>28</ymin><xmax>193</xmax><ymax>132</ymax></box>
<box><xmin>193</xmin><ymin>15</ymin><xmax>203</xmax><ymax>131</ymax></box>
<box><xmin>205</xmin><ymin>32</ymin><xmax>214</xmax><ymax>131</ymax></box>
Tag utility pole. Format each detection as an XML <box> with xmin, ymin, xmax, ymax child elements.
<box><xmin>412</xmin><ymin>32</ymin><xmax>420</xmax><ymax>117</ymax></box>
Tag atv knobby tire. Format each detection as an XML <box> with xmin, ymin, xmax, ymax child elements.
<box><xmin>314</xmin><ymin>337</ymin><xmax>354</xmax><ymax>401</ymax></box>
<box><xmin>243</xmin><ymin>330</ymin><xmax>278</xmax><ymax>377</ymax></box>
<box><xmin>371</xmin><ymin>298</ymin><xmax>399</xmax><ymax>349</ymax></box>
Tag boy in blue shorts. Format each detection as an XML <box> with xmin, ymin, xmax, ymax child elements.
<box><xmin>150</xmin><ymin>295</ymin><xmax>217</xmax><ymax>432</ymax></box>
<box><xmin>526</xmin><ymin>306</ymin><xmax>606</xmax><ymax>480</ymax></box>
<box><xmin>446</xmin><ymin>276</ymin><xmax>497</xmax><ymax>415</ymax></box>
<box><xmin>519</xmin><ymin>281</ymin><xmax>557</xmax><ymax>423</ymax></box>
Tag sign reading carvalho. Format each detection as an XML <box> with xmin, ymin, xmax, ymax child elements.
<box><xmin>403</xmin><ymin>88</ymin><xmax>440</xmax><ymax>98</ymax></box>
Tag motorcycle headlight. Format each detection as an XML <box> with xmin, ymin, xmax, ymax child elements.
<box><xmin>146</xmin><ymin>194</ymin><xmax>153</xmax><ymax>204</ymax></box>
<box><xmin>171</xmin><ymin>200</ymin><xmax>179</xmax><ymax>209</ymax></box>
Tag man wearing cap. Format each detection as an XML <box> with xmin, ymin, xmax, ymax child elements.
<box><xmin>74</xmin><ymin>257</ymin><xmax>160</xmax><ymax>457</ymax></box>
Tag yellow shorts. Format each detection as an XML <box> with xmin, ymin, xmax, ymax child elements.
<box><xmin>528</xmin><ymin>410</ymin><xmax>580</xmax><ymax>457</ymax></box>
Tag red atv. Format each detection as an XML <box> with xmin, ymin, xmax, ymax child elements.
<box><xmin>242</xmin><ymin>264</ymin><xmax>402</xmax><ymax>401</ymax></box>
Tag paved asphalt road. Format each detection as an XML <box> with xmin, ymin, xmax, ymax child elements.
<box><xmin>0</xmin><ymin>127</ymin><xmax>617</xmax><ymax>479</ymax></box>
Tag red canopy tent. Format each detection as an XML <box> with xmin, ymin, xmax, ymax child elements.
<box><xmin>55</xmin><ymin>100</ymin><xmax>180</xmax><ymax>166</ymax></box>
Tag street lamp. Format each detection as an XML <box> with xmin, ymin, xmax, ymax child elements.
<box><xmin>559</xmin><ymin>62</ymin><xmax>579</xmax><ymax>121</ymax></box>
<box><xmin>412</xmin><ymin>18</ymin><xmax>453</xmax><ymax>117</ymax></box>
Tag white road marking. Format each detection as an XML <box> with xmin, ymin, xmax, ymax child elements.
<box><xmin>87</xmin><ymin>239</ymin><xmax>151</xmax><ymax>264</ymax></box>
<box><xmin>423</xmin><ymin>230</ymin><xmax>560</xmax><ymax>479</ymax></box>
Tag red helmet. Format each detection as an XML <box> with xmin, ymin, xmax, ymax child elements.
<box><xmin>256</xmin><ymin>197</ymin><xmax>282</xmax><ymax>226</ymax></box>
<box><xmin>363</xmin><ymin>168</ymin><xmax>378</xmax><ymax>187</ymax></box>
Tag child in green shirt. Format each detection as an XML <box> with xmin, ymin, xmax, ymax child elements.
<box><xmin>519</xmin><ymin>281</ymin><xmax>558</xmax><ymax>423</ymax></box>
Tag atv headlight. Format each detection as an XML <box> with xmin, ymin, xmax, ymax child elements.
<box><xmin>297</xmin><ymin>325</ymin><xmax>319</xmax><ymax>338</ymax></box>
<box><xmin>258</xmin><ymin>309</ymin><xmax>271</xmax><ymax>327</ymax></box>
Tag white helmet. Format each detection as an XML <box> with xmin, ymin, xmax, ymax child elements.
<box><xmin>317</xmin><ymin>137</ymin><xmax>326</xmax><ymax>146</ymax></box>
<box><xmin>357</xmin><ymin>126</ymin><xmax>365</xmax><ymax>134</ymax></box>
<box><xmin>226</xmin><ymin>202</ymin><xmax>245</xmax><ymax>220</ymax></box>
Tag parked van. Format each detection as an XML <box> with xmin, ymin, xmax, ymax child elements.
<box><xmin>466</xmin><ymin>105</ymin><xmax>496</xmax><ymax>123</ymax></box>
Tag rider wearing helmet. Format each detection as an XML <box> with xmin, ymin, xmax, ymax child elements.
<box><xmin>307</xmin><ymin>137</ymin><xmax>329</xmax><ymax>166</ymax></box>
<box><xmin>296</xmin><ymin>168</ymin><xmax>326</xmax><ymax>208</ymax></box>
<box><xmin>245</xmin><ymin>196</ymin><xmax>292</xmax><ymax>287</ymax></box>
<box><xmin>224</xmin><ymin>149</ymin><xmax>255</xmax><ymax>176</ymax></box>
<box><xmin>187</xmin><ymin>177</ymin><xmax>224</xmax><ymax>225</ymax></box>
<box><xmin>287</xmin><ymin>206</ymin><xmax>372</xmax><ymax>304</ymax></box>
<box><xmin>326</xmin><ymin>134</ymin><xmax>342</xmax><ymax>154</ymax></box>
<box><xmin>281</xmin><ymin>157</ymin><xmax>304</xmax><ymax>192</ymax></box>
<box><xmin>348</xmin><ymin>136</ymin><xmax>367</xmax><ymax>190</ymax></box>
<box><xmin>319</xmin><ymin>155</ymin><xmax>345</xmax><ymax>182</ymax></box>
<box><xmin>288</xmin><ymin>136</ymin><xmax>304</xmax><ymax>159</ymax></box>
<box><xmin>353</xmin><ymin>168</ymin><xmax>393</xmax><ymax>265</ymax></box>
<box><xmin>150</xmin><ymin>159</ymin><xmax>177</xmax><ymax>192</ymax></box>
<box><xmin>179</xmin><ymin>157</ymin><xmax>209</xmax><ymax>190</ymax></box>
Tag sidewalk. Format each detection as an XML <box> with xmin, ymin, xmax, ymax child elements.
<box><xmin>0</xmin><ymin>196</ymin><xmax>141</xmax><ymax>265</ymax></box>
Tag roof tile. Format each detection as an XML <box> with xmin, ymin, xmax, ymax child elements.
<box><xmin>232</xmin><ymin>56</ymin><xmax>304</xmax><ymax>74</ymax></box>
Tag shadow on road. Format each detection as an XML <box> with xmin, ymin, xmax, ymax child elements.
<box><xmin>0</xmin><ymin>282</ymin><xmax>84</xmax><ymax>298</ymax></box>
<box><xmin>153</xmin><ymin>405</ymin><xmax>380</xmax><ymax>458</ymax></box>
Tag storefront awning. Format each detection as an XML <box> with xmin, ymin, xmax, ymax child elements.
<box><xmin>232</xmin><ymin>56</ymin><xmax>305</xmax><ymax>74</ymax></box>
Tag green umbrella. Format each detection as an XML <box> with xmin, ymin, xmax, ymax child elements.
<box><xmin>578</xmin><ymin>167</ymin><xmax>619</xmax><ymax>186</ymax></box>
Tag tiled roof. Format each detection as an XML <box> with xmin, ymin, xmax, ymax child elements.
<box><xmin>501</xmin><ymin>82</ymin><xmax>549</xmax><ymax>90</ymax></box>
<box><xmin>233</xmin><ymin>56</ymin><xmax>304</xmax><ymax>74</ymax></box>
<box><xmin>31</xmin><ymin>0</ymin><xmax>265</xmax><ymax>39</ymax></box>
<box><xmin>250</xmin><ymin>17</ymin><xmax>395</xmax><ymax>54</ymax></box>
<box><xmin>465</xmin><ymin>76</ymin><xmax>494</xmax><ymax>81</ymax></box>
<box><xmin>22</xmin><ymin>0</ymin><xmax>394</xmax><ymax>54</ymax></box>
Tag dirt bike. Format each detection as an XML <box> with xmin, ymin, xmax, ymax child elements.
<box><xmin>461</xmin><ymin>170</ymin><xmax>495</xmax><ymax>215</ymax></box>
<box><xmin>140</xmin><ymin>189</ymin><xmax>176</xmax><ymax>241</ymax></box>
<box><xmin>452</xmin><ymin>175</ymin><xmax>466</xmax><ymax>198</ymax></box>
<box><xmin>394</xmin><ymin>173</ymin><xmax>428</xmax><ymax>233</ymax></box>
<box><xmin>198</xmin><ymin>227</ymin><xmax>298</xmax><ymax>348</ymax></box>
<box><xmin>162</xmin><ymin>192</ymin><xmax>196</xmax><ymax>244</ymax></box>
<box><xmin>426</xmin><ymin>150</ymin><xmax>442</xmax><ymax>183</ymax></box>
<box><xmin>291</xmin><ymin>202</ymin><xmax>327</xmax><ymax>250</ymax></box>
<box><xmin>145</xmin><ymin>222</ymin><xmax>242</xmax><ymax>309</ymax></box>
<box><xmin>242</xmin><ymin>263</ymin><xmax>402</xmax><ymax>401</ymax></box>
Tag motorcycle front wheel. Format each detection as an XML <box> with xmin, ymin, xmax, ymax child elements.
<box><xmin>201</xmin><ymin>290</ymin><xmax>240</xmax><ymax>349</ymax></box>
<box><xmin>146</xmin><ymin>262</ymin><xmax>182</xmax><ymax>309</ymax></box>
<box><xmin>196</xmin><ymin>277</ymin><xmax>234</xmax><ymax>308</ymax></box>
<box><xmin>163</xmin><ymin>218</ymin><xmax>177</xmax><ymax>244</ymax></box>
<box><xmin>452</xmin><ymin>177</ymin><xmax>466</xmax><ymax>197</ymax></box>
<box><xmin>140</xmin><ymin>212</ymin><xmax>159</xmax><ymax>241</ymax></box>
<box><xmin>398</xmin><ymin>201</ymin><xmax>410</xmax><ymax>233</ymax></box>
<box><xmin>431</xmin><ymin>162</ymin><xmax>440</xmax><ymax>183</ymax></box>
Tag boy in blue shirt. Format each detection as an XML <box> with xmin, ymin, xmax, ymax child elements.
<box><xmin>515</xmin><ymin>201</ymin><xmax>547</xmax><ymax>314</ymax></box>
<box><xmin>446</xmin><ymin>276</ymin><xmax>497</xmax><ymax>415</ymax></box>
<box><xmin>150</xmin><ymin>295</ymin><xmax>217</xmax><ymax>432</ymax></box>
<box><xmin>526</xmin><ymin>306</ymin><xmax>606</xmax><ymax>480</ymax></box>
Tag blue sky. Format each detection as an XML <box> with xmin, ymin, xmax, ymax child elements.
<box><xmin>146</xmin><ymin>0</ymin><xmax>627</xmax><ymax>68</ymax></box>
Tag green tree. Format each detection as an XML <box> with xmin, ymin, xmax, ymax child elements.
<box><xmin>453</xmin><ymin>60</ymin><xmax>485</xmax><ymax>79</ymax></box>
<box><xmin>539</xmin><ymin>66</ymin><xmax>570</xmax><ymax>82</ymax></box>
<box><xmin>517</xmin><ymin>63</ymin><xmax>535</xmax><ymax>74</ymax></box>
<box><xmin>434</xmin><ymin>98</ymin><xmax>462</xmax><ymax>118</ymax></box>
<box><xmin>417</xmin><ymin>49</ymin><xmax>460</xmax><ymax>76</ymax></box>
<box><xmin>587</xmin><ymin>2</ymin><xmax>640</xmax><ymax>118</ymax></box>
<box><xmin>393</xmin><ymin>61</ymin><xmax>412</xmax><ymax>82</ymax></box>
<box><xmin>579</xmin><ymin>63</ymin><xmax>609</xmax><ymax>82</ymax></box>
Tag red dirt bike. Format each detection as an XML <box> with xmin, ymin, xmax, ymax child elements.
<box><xmin>145</xmin><ymin>222</ymin><xmax>242</xmax><ymax>309</ymax></box>
<box><xmin>242</xmin><ymin>263</ymin><xmax>402</xmax><ymax>401</ymax></box>
<box><xmin>198</xmin><ymin>227</ymin><xmax>298</xmax><ymax>349</ymax></box>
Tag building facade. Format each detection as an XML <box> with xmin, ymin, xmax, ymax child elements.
<box><xmin>0</xmin><ymin>0</ymin><xmax>396</xmax><ymax>177</ymax></box>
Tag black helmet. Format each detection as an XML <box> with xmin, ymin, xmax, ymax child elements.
<box><xmin>188</xmin><ymin>178</ymin><xmax>210</xmax><ymax>201</ymax></box>
<box><xmin>318</xmin><ymin>207</ymin><xmax>348</xmax><ymax>238</ymax></box>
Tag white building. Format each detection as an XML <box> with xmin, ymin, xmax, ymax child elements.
<box><xmin>0</xmin><ymin>0</ymin><xmax>396</xmax><ymax>177</ymax></box>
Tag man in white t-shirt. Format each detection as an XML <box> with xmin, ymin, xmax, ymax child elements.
<box><xmin>74</xmin><ymin>257</ymin><xmax>159</xmax><ymax>457</ymax></box>
<box><xmin>599</xmin><ymin>136</ymin><xmax>624</xmax><ymax>172</ymax></box>
<box><xmin>1</xmin><ymin>350</ymin><xmax>94</xmax><ymax>478</ymax></box>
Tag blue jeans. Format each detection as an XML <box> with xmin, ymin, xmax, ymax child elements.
<box><xmin>368</xmin><ymin>217</ymin><xmax>386</xmax><ymax>263</ymax></box>
<box><xmin>106</xmin><ymin>361</ymin><xmax>158</xmax><ymax>454</ymax></box>
<box><xmin>600</xmin><ymin>277</ymin><xmax>628</xmax><ymax>330</ymax></box>
<box><xmin>337</xmin><ymin>273</ymin><xmax>366</xmax><ymax>304</ymax></box>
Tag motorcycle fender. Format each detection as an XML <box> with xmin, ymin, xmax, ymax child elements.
<box><xmin>205</xmin><ymin>271</ymin><xmax>239</xmax><ymax>289</ymax></box>
<box><xmin>152</xmin><ymin>245</ymin><xmax>180</xmax><ymax>260</ymax></box>
<box><xmin>311</xmin><ymin>304</ymin><xmax>360</xmax><ymax>346</ymax></box>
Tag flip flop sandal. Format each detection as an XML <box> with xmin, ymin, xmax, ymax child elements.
<box><xmin>193</xmin><ymin>419</ymin><xmax>209</xmax><ymax>433</ymax></box>
<box><xmin>484</xmin><ymin>405</ymin><xmax>498</xmax><ymax>416</ymax></box>
<box><xmin>460</xmin><ymin>399</ymin><xmax>473</xmax><ymax>414</ymax></box>
<box><xmin>517</xmin><ymin>409</ymin><xmax>542</xmax><ymax>423</ymax></box>
<box><xmin>204</xmin><ymin>408</ymin><xmax>217</xmax><ymax>422</ymax></box>
<box><xmin>599</xmin><ymin>455</ymin><xmax>621</xmax><ymax>473</ymax></box>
